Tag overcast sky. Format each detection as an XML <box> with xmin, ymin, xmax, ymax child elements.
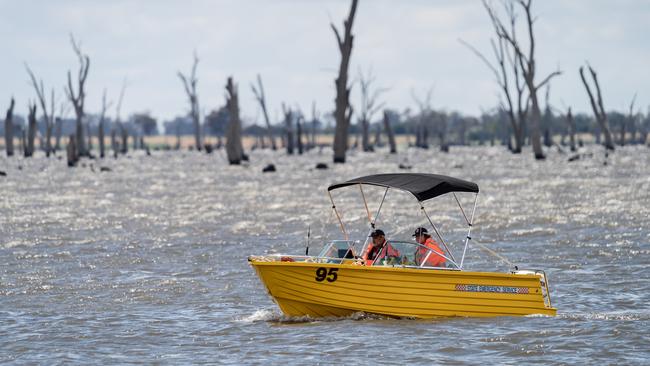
<box><xmin>1</xmin><ymin>0</ymin><xmax>648</xmax><ymax>125</ymax></box>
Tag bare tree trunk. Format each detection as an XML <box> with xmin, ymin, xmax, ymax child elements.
<box><xmin>120</xmin><ymin>125</ymin><xmax>128</xmax><ymax>154</ymax></box>
<box><xmin>99</xmin><ymin>120</ymin><xmax>105</xmax><ymax>158</ymax></box>
<box><xmin>383</xmin><ymin>110</ymin><xmax>397</xmax><ymax>154</ymax></box>
<box><xmin>567</xmin><ymin>108</ymin><xmax>576</xmax><ymax>152</ymax></box>
<box><xmin>66</xmin><ymin>134</ymin><xmax>77</xmax><ymax>167</ymax></box>
<box><xmin>25</xmin><ymin>65</ymin><xmax>56</xmax><ymax>157</ymax></box>
<box><xmin>297</xmin><ymin>118</ymin><xmax>304</xmax><ymax>155</ymax></box>
<box><xmin>251</xmin><ymin>74</ymin><xmax>277</xmax><ymax>150</ymax></box>
<box><xmin>439</xmin><ymin>114</ymin><xmax>448</xmax><ymax>152</ymax></box>
<box><xmin>225</xmin><ymin>77</ymin><xmax>243</xmax><ymax>165</ymax></box>
<box><xmin>311</xmin><ymin>102</ymin><xmax>318</xmax><ymax>149</ymax></box>
<box><xmin>361</xmin><ymin>118</ymin><xmax>370</xmax><ymax>151</ymax></box>
<box><xmin>283</xmin><ymin>104</ymin><xmax>294</xmax><ymax>155</ymax></box>
<box><xmin>528</xmin><ymin>94</ymin><xmax>544</xmax><ymax>159</ymax></box>
<box><xmin>20</xmin><ymin>130</ymin><xmax>26</xmax><ymax>156</ymax></box>
<box><xmin>178</xmin><ymin>52</ymin><xmax>202</xmax><ymax>151</ymax></box>
<box><xmin>65</xmin><ymin>35</ymin><xmax>90</xmax><ymax>159</ymax></box>
<box><xmin>55</xmin><ymin>117</ymin><xmax>62</xmax><ymax>151</ymax></box>
<box><xmin>45</xmin><ymin>110</ymin><xmax>53</xmax><ymax>156</ymax></box>
<box><xmin>579</xmin><ymin>65</ymin><xmax>615</xmax><ymax>150</ymax></box>
<box><xmin>483</xmin><ymin>0</ymin><xmax>560</xmax><ymax>159</ymax></box>
<box><xmin>626</xmin><ymin>93</ymin><xmax>637</xmax><ymax>145</ymax></box>
<box><xmin>422</xmin><ymin>123</ymin><xmax>429</xmax><ymax>149</ymax></box>
<box><xmin>87</xmin><ymin>123</ymin><xmax>93</xmax><ymax>154</ymax></box>
<box><xmin>25</xmin><ymin>103</ymin><xmax>37</xmax><ymax>157</ymax></box>
<box><xmin>373</xmin><ymin>125</ymin><xmax>381</xmax><ymax>147</ymax></box>
<box><xmin>4</xmin><ymin>98</ymin><xmax>15</xmax><ymax>157</ymax></box>
<box><xmin>175</xmin><ymin>123</ymin><xmax>181</xmax><ymax>150</ymax></box>
<box><xmin>331</xmin><ymin>0</ymin><xmax>358</xmax><ymax>163</ymax></box>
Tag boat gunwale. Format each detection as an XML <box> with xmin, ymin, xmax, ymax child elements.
<box><xmin>249</xmin><ymin>258</ymin><xmax>545</xmax><ymax>281</ymax></box>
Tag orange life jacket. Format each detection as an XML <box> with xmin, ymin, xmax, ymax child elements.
<box><xmin>363</xmin><ymin>241</ymin><xmax>401</xmax><ymax>266</ymax></box>
<box><xmin>415</xmin><ymin>237</ymin><xmax>446</xmax><ymax>267</ymax></box>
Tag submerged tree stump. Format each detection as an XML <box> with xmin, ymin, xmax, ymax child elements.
<box><xmin>25</xmin><ymin>103</ymin><xmax>37</xmax><ymax>157</ymax></box>
<box><xmin>66</xmin><ymin>134</ymin><xmax>77</xmax><ymax>167</ymax></box>
<box><xmin>225</xmin><ymin>76</ymin><xmax>244</xmax><ymax>165</ymax></box>
<box><xmin>383</xmin><ymin>110</ymin><xmax>397</xmax><ymax>154</ymax></box>
<box><xmin>4</xmin><ymin>98</ymin><xmax>15</xmax><ymax>157</ymax></box>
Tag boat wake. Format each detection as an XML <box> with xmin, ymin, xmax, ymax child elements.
<box><xmin>558</xmin><ymin>311</ymin><xmax>650</xmax><ymax>322</ymax></box>
<box><xmin>237</xmin><ymin>309</ymin><xmax>391</xmax><ymax>324</ymax></box>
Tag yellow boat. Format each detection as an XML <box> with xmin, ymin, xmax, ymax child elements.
<box><xmin>249</xmin><ymin>173</ymin><xmax>556</xmax><ymax>318</ymax></box>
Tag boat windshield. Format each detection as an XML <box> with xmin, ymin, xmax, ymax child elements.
<box><xmin>371</xmin><ymin>240</ymin><xmax>457</xmax><ymax>269</ymax></box>
<box><xmin>317</xmin><ymin>240</ymin><xmax>358</xmax><ymax>259</ymax></box>
<box><xmin>317</xmin><ymin>240</ymin><xmax>457</xmax><ymax>269</ymax></box>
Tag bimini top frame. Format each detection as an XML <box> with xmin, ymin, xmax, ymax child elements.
<box><xmin>327</xmin><ymin>173</ymin><xmax>479</xmax><ymax>270</ymax></box>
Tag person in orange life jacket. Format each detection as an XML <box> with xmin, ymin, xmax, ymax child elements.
<box><xmin>363</xmin><ymin>229</ymin><xmax>401</xmax><ymax>265</ymax></box>
<box><xmin>413</xmin><ymin>227</ymin><xmax>446</xmax><ymax>267</ymax></box>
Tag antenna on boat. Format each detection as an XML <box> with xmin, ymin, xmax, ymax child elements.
<box><xmin>305</xmin><ymin>225</ymin><xmax>311</xmax><ymax>255</ymax></box>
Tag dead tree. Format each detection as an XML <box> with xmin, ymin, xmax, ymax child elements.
<box><xmin>623</xmin><ymin>93</ymin><xmax>637</xmax><ymax>146</ymax></box>
<box><xmin>542</xmin><ymin>85</ymin><xmax>553</xmax><ymax>147</ymax></box>
<box><xmin>282</xmin><ymin>103</ymin><xmax>294</xmax><ymax>155</ymax></box>
<box><xmin>65</xmin><ymin>35</ymin><xmax>90</xmax><ymax>158</ymax></box>
<box><xmin>461</xmin><ymin>9</ymin><xmax>528</xmax><ymax>154</ymax></box>
<box><xmin>566</xmin><ymin>107</ymin><xmax>576</xmax><ymax>152</ymax></box>
<box><xmin>579</xmin><ymin>65</ymin><xmax>615</xmax><ymax>150</ymax></box>
<box><xmin>25</xmin><ymin>64</ymin><xmax>56</xmax><ymax>157</ymax></box>
<box><xmin>310</xmin><ymin>102</ymin><xmax>319</xmax><ymax>150</ymax></box>
<box><xmin>331</xmin><ymin>0</ymin><xmax>358</xmax><ymax>163</ymax></box>
<box><xmin>297</xmin><ymin>116</ymin><xmax>304</xmax><ymax>155</ymax></box>
<box><xmin>225</xmin><ymin>77</ymin><xmax>244</xmax><ymax>165</ymax></box>
<box><xmin>86</xmin><ymin>123</ymin><xmax>93</xmax><ymax>154</ymax></box>
<box><xmin>484</xmin><ymin>0</ymin><xmax>561</xmax><ymax>160</ymax></box>
<box><xmin>373</xmin><ymin>125</ymin><xmax>382</xmax><ymax>147</ymax></box>
<box><xmin>178</xmin><ymin>52</ymin><xmax>202</xmax><ymax>151</ymax></box>
<box><xmin>66</xmin><ymin>134</ymin><xmax>77</xmax><ymax>167</ymax></box>
<box><xmin>54</xmin><ymin>102</ymin><xmax>69</xmax><ymax>152</ymax></box>
<box><xmin>437</xmin><ymin>112</ymin><xmax>449</xmax><ymax>152</ymax></box>
<box><xmin>411</xmin><ymin>88</ymin><xmax>433</xmax><ymax>149</ymax></box>
<box><xmin>251</xmin><ymin>74</ymin><xmax>277</xmax><ymax>150</ymax></box>
<box><xmin>25</xmin><ymin>103</ymin><xmax>37</xmax><ymax>157</ymax></box>
<box><xmin>99</xmin><ymin>89</ymin><xmax>113</xmax><ymax>159</ymax></box>
<box><xmin>4</xmin><ymin>98</ymin><xmax>15</xmax><ymax>157</ymax></box>
<box><xmin>114</xmin><ymin>79</ymin><xmax>128</xmax><ymax>155</ymax></box>
<box><xmin>358</xmin><ymin>67</ymin><xmax>386</xmax><ymax>152</ymax></box>
<box><xmin>383</xmin><ymin>110</ymin><xmax>397</xmax><ymax>154</ymax></box>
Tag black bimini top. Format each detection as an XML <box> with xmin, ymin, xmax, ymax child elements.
<box><xmin>327</xmin><ymin>173</ymin><xmax>479</xmax><ymax>202</ymax></box>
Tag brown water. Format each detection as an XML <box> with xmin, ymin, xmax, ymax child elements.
<box><xmin>1</xmin><ymin>146</ymin><xmax>649</xmax><ymax>364</ymax></box>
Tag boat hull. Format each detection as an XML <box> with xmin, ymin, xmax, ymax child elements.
<box><xmin>250</xmin><ymin>260</ymin><xmax>556</xmax><ymax>318</ymax></box>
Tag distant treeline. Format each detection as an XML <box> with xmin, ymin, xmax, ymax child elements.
<box><xmin>3</xmin><ymin>106</ymin><xmax>649</xmax><ymax>147</ymax></box>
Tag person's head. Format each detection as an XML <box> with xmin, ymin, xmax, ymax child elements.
<box><xmin>413</xmin><ymin>227</ymin><xmax>430</xmax><ymax>244</ymax></box>
<box><xmin>369</xmin><ymin>229</ymin><xmax>386</xmax><ymax>245</ymax></box>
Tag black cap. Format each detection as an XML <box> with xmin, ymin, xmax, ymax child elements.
<box><xmin>413</xmin><ymin>227</ymin><xmax>429</xmax><ymax>237</ymax></box>
<box><xmin>369</xmin><ymin>229</ymin><xmax>385</xmax><ymax>238</ymax></box>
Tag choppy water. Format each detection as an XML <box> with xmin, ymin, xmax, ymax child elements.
<box><xmin>1</xmin><ymin>145</ymin><xmax>649</xmax><ymax>364</ymax></box>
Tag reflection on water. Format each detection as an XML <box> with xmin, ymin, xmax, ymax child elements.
<box><xmin>1</xmin><ymin>146</ymin><xmax>649</xmax><ymax>364</ymax></box>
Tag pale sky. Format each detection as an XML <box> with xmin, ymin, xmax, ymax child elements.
<box><xmin>1</xmin><ymin>0</ymin><xmax>648</xmax><ymax>125</ymax></box>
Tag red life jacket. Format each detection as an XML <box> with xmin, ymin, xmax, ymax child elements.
<box><xmin>415</xmin><ymin>237</ymin><xmax>446</xmax><ymax>267</ymax></box>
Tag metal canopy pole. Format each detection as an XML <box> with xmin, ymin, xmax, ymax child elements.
<box><xmin>359</xmin><ymin>184</ymin><xmax>373</xmax><ymax>226</ymax></box>
<box><xmin>420</xmin><ymin>203</ymin><xmax>457</xmax><ymax>265</ymax></box>
<box><xmin>328</xmin><ymin>191</ymin><xmax>349</xmax><ymax>240</ymax></box>
<box><xmin>460</xmin><ymin>193</ymin><xmax>479</xmax><ymax>269</ymax></box>
<box><xmin>360</xmin><ymin>187</ymin><xmax>389</xmax><ymax>258</ymax></box>
<box><xmin>453</xmin><ymin>193</ymin><xmax>470</xmax><ymax>226</ymax></box>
